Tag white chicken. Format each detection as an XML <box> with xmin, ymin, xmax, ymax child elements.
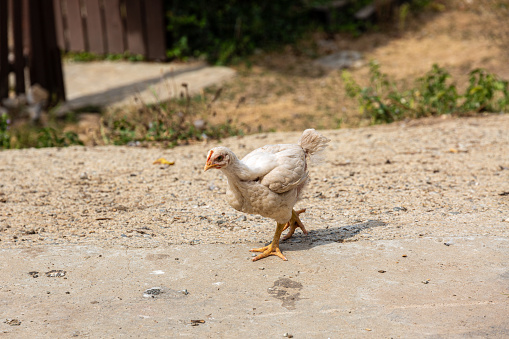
<box><xmin>204</xmin><ymin>129</ymin><xmax>330</xmax><ymax>261</ymax></box>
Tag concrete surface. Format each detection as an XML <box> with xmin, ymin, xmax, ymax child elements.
<box><xmin>1</xmin><ymin>114</ymin><xmax>508</xmax><ymax>338</ymax></box>
<box><xmin>1</xmin><ymin>236</ymin><xmax>508</xmax><ymax>338</ymax></box>
<box><xmin>60</xmin><ymin>61</ymin><xmax>235</xmax><ymax>111</ymax></box>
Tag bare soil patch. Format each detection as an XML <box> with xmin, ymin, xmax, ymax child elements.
<box><xmin>203</xmin><ymin>2</ymin><xmax>509</xmax><ymax>132</ymax></box>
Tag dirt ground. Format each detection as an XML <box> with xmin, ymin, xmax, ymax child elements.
<box><xmin>1</xmin><ymin>3</ymin><xmax>509</xmax><ymax>337</ymax></box>
<box><xmin>1</xmin><ymin>114</ymin><xmax>508</xmax><ymax>337</ymax></box>
<box><xmin>1</xmin><ymin>114</ymin><xmax>508</xmax><ymax>248</ymax></box>
<box><xmin>203</xmin><ymin>1</ymin><xmax>509</xmax><ymax>132</ymax></box>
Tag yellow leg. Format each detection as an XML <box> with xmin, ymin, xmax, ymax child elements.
<box><xmin>282</xmin><ymin>208</ymin><xmax>308</xmax><ymax>241</ymax></box>
<box><xmin>250</xmin><ymin>222</ymin><xmax>287</xmax><ymax>261</ymax></box>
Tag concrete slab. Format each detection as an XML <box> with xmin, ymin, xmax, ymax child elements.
<box><xmin>60</xmin><ymin>61</ymin><xmax>235</xmax><ymax>112</ymax></box>
<box><xmin>1</xmin><ymin>236</ymin><xmax>508</xmax><ymax>338</ymax></box>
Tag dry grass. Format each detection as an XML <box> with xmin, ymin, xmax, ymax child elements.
<box><xmin>195</xmin><ymin>1</ymin><xmax>509</xmax><ymax>133</ymax></box>
<box><xmin>68</xmin><ymin>0</ymin><xmax>509</xmax><ymax>146</ymax></box>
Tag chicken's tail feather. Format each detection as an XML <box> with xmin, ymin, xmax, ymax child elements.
<box><xmin>298</xmin><ymin>129</ymin><xmax>330</xmax><ymax>162</ymax></box>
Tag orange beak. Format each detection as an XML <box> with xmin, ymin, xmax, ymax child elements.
<box><xmin>203</xmin><ymin>162</ymin><xmax>218</xmax><ymax>171</ymax></box>
<box><xmin>204</xmin><ymin>150</ymin><xmax>218</xmax><ymax>171</ymax></box>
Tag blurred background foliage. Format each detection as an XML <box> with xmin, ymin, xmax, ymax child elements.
<box><xmin>164</xmin><ymin>0</ymin><xmax>417</xmax><ymax>64</ymax></box>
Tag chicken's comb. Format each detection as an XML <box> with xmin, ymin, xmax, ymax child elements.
<box><xmin>206</xmin><ymin>150</ymin><xmax>214</xmax><ymax>163</ymax></box>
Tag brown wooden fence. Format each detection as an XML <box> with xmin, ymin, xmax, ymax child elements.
<box><xmin>53</xmin><ymin>0</ymin><xmax>166</xmax><ymax>60</ymax></box>
<box><xmin>0</xmin><ymin>0</ymin><xmax>66</xmax><ymax>105</ymax></box>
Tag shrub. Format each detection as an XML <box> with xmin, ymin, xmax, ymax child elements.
<box><xmin>342</xmin><ymin>62</ymin><xmax>509</xmax><ymax>124</ymax></box>
<box><xmin>165</xmin><ymin>0</ymin><xmax>377</xmax><ymax>64</ymax></box>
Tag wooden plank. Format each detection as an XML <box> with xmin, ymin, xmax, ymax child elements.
<box><xmin>22</xmin><ymin>0</ymin><xmax>30</xmax><ymax>54</ymax></box>
<box><xmin>125</xmin><ymin>0</ymin><xmax>145</xmax><ymax>55</ymax></box>
<box><xmin>143</xmin><ymin>0</ymin><xmax>166</xmax><ymax>61</ymax></box>
<box><xmin>0</xmin><ymin>0</ymin><xmax>10</xmax><ymax>99</ymax></box>
<box><xmin>12</xmin><ymin>0</ymin><xmax>26</xmax><ymax>94</ymax></box>
<box><xmin>103</xmin><ymin>0</ymin><xmax>124</xmax><ymax>54</ymax></box>
<box><xmin>52</xmin><ymin>0</ymin><xmax>66</xmax><ymax>50</ymax></box>
<box><xmin>83</xmin><ymin>0</ymin><xmax>105</xmax><ymax>54</ymax></box>
<box><xmin>65</xmin><ymin>0</ymin><xmax>85</xmax><ymax>51</ymax></box>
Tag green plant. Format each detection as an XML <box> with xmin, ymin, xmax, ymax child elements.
<box><xmin>0</xmin><ymin>112</ymin><xmax>11</xmax><ymax>149</ymax></box>
<box><xmin>100</xmin><ymin>88</ymin><xmax>243</xmax><ymax>147</ymax></box>
<box><xmin>343</xmin><ymin>61</ymin><xmax>408</xmax><ymax>124</ymax></box>
<box><xmin>64</xmin><ymin>51</ymin><xmax>145</xmax><ymax>62</ymax></box>
<box><xmin>36</xmin><ymin>127</ymin><xmax>83</xmax><ymax>148</ymax></box>
<box><xmin>164</xmin><ymin>0</ymin><xmax>384</xmax><ymax>64</ymax></box>
<box><xmin>461</xmin><ymin>68</ymin><xmax>509</xmax><ymax>113</ymax></box>
<box><xmin>343</xmin><ymin>62</ymin><xmax>509</xmax><ymax>124</ymax></box>
<box><xmin>417</xmin><ymin>64</ymin><xmax>458</xmax><ymax>116</ymax></box>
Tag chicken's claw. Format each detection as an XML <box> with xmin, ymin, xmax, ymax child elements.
<box><xmin>282</xmin><ymin>208</ymin><xmax>308</xmax><ymax>241</ymax></box>
<box><xmin>250</xmin><ymin>243</ymin><xmax>287</xmax><ymax>261</ymax></box>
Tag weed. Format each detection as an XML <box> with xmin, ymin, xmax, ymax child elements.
<box><xmin>343</xmin><ymin>61</ymin><xmax>509</xmax><ymax>124</ymax></box>
<box><xmin>36</xmin><ymin>127</ymin><xmax>83</xmax><ymax>148</ymax></box>
<box><xmin>417</xmin><ymin>64</ymin><xmax>458</xmax><ymax>116</ymax></box>
<box><xmin>461</xmin><ymin>68</ymin><xmax>509</xmax><ymax>113</ymax></box>
<box><xmin>0</xmin><ymin>112</ymin><xmax>11</xmax><ymax>149</ymax></box>
<box><xmin>64</xmin><ymin>51</ymin><xmax>145</xmax><ymax>62</ymax></box>
<box><xmin>99</xmin><ymin>85</ymin><xmax>243</xmax><ymax>147</ymax></box>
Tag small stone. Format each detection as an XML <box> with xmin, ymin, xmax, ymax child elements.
<box><xmin>28</xmin><ymin>271</ymin><xmax>39</xmax><ymax>278</ymax></box>
<box><xmin>313</xmin><ymin>51</ymin><xmax>362</xmax><ymax>70</ymax></box>
<box><xmin>79</xmin><ymin>172</ymin><xmax>89</xmax><ymax>180</ymax></box>
<box><xmin>193</xmin><ymin>119</ymin><xmax>206</xmax><ymax>131</ymax></box>
<box><xmin>283</xmin><ymin>333</ymin><xmax>293</xmax><ymax>338</ymax></box>
<box><xmin>143</xmin><ymin>287</ymin><xmax>162</xmax><ymax>298</ymax></box>
<box><xmin>4</xmin><ymin>318</ymin><xmax>21</xmax><ymax>326</ymax></box>
<box><xmin>45</xmin><ymin>270</ymin><xmax>66</xmax><ymax>278</ymax></box>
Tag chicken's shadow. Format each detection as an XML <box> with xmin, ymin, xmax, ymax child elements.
<box><xmin>280</xmin><ymin>219</ymin><xmax>387</xmax><ymax>251</ymax></box>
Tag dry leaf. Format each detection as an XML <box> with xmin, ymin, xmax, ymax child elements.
<box><xmin>153</xmin><ymin>158</ymin><xmax>175</xmax><ymax>165</ymax></box>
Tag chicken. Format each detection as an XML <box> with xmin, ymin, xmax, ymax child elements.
<box><xmin>204</xmin><ymin>129</ymin><xmax>330</xmax><ymax>261</ymax></box>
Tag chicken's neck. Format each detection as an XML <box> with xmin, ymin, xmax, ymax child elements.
<box><xmin>220</xmin><ymin>156</ymin><xmax>256</xmax><ymax>183</ymax></box>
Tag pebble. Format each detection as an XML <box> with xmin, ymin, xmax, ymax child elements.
<box><xmin>4</xmin><ymin>318</ymin><xmax>21</xmax><ymax>326</ymax></box>
<box><xmin>45</xmin><ymin>270</ymin><xmax>66</xmax><ymax>277</ymax></box>
<box><xmin>143</xmin><ymin>287</ymin><xmax>162</xmax><ymax>298</ymax></box>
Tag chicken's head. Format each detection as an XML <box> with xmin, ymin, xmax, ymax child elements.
<box><xmin>204</xmin><ymin>147</ymin><xmax>232</xmax><ymax>171</ymax></box>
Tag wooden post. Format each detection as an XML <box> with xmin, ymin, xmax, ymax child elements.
<box><xmin>0</xmin><ymin>0</ymin><xmax>9</xmax><ymax>100</ymax></box>
<box><xmin>12</xmin><ymin>0</ymin><xmax>26</xmax><ymax>94</ymax></box>
<box><xmin>28</xmin><ymin>0</ymin><xmax>65</xmax><ymax>105</ymax></box>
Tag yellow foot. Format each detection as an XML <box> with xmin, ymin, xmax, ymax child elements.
<box><xmin>282</xmin><ymin>208</ymin><xmax>308</xmax><ymax>241</ymax></box>
<box><xmin>250</xmin><ymin>243</ymin><xmax>287</xmax><ymax>261</ymax></box>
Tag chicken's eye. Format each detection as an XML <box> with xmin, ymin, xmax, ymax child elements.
<box><xmin>216</xmin><ymin>155</ymin><xmax>224</xmax><ymax>162</ymax></box>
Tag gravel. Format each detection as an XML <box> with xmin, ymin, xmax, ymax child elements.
<box><xmin>0</xmin><ymin>115</ymin><xmax>508</xmax><ymax>249</ymax></box>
